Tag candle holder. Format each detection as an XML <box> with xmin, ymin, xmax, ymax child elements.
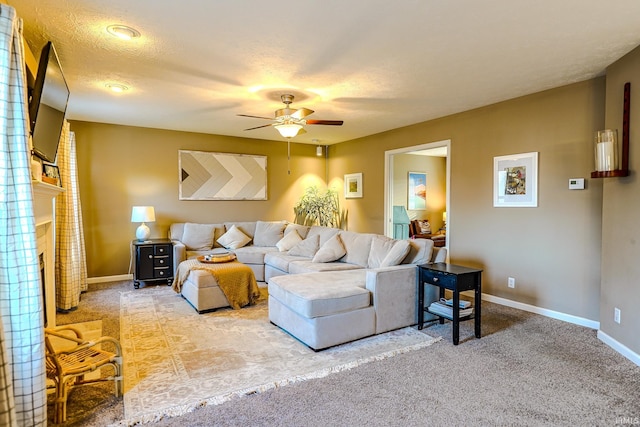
<box><xmin>594</xmin><ymin>129</ymin><xmax>619</xmax><ymax>172</ymax></box>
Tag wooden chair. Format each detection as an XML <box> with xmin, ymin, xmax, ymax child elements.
<box><xmin>45</xmin><ymin>326</ymin><xmax>123</xmax><ymax>424</ymax></box>
<box><xmin>409</xmin><ymin>220</ymin><xmax>446</xmax><ymax>247</ymax></box>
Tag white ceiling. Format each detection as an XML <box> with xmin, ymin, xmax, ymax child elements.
<box><xmin>9</xmin><ymin>0</ymin><xmax>640</xmax><ymax>145</ymax></box>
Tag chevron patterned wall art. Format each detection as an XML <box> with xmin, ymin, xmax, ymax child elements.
<box><xmin>178</xmin><ymin>150</ymin><xmax>267</xmax><ymax>200</ymax></box>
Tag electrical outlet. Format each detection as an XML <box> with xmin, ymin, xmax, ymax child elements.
<box><xmin>614</xmin><ymin>307</ymin><xmax>621</xmax><ymax>324</ymax></box>
<box><xmin>508</xmin><ymin>277</ymin><xmax>515</xmax><ymax>288</ymax></box>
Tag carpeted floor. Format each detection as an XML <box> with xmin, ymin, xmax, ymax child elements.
<box><xmin>119</xmin><ymin>285</ymin><xmax>439</xmax><ymax>423</ymax></box>
<box><xmin>52</xmin><ymin>280</ymin><xmax>640</xmax><ymax>426</ymax></box>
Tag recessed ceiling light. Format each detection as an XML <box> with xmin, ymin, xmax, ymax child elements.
<box><xmin>105</xmin><ymin>83</ymin><xmax>129</xmax><ymax>93</ymax></box>
<box><xmin>106</xmin><ymin>25</ymin><xmax>141</xmax><ymax>40</ymax></box>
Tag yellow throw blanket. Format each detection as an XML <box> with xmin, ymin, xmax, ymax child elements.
<box><xmin>172</xmin><ymin>259</ymin><xmax>260</xmax><ymax>310</ymax></box>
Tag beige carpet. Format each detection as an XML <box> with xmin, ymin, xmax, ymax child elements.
<box><xmin>118</xmin><ymin>285</ymin><xmax>440</xmax><ymax>425</ymax></box>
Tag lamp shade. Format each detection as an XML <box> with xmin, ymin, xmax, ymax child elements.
<box><xmin>131</xmin><ymin>206</ymin><xmax>155</xmax><ymax>223</ymax></box>
<box><xmin>131</xmin><ymin>206</ymin><xmax>155</xmax><ymax>241</ymax></box>
<box><xmin>274</xmin><ymin>123</ymin><xmax>303</xmax><ymax>138</ymax></box>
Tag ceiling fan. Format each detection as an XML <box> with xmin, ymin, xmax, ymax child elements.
<box><xmin>238</xmin><ymin>94</ymin><xmax>344</xmax><ymax>138</ymax></box>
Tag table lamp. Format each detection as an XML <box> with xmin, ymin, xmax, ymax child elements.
<box><xmin>131</xmin><ymin>206</ymin><xmax>155</xmax><ymax>241</ymax></box>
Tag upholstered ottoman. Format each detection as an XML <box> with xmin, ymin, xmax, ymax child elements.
<box><xmin>173</xmin><ymin>259</ymin><xmax>260</xmax><ymax>313</ymax></box>
<box><xmin>180</xmin><ymin>269</ymin><xmax>231</xmax><ymax>313</ymax></box>
<box><xmin>268</xmin><ymin>270</ymin><xmax>376</xmax><ymax>350</ymax></box>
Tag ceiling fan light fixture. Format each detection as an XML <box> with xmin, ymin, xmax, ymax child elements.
<box><xmin>275</xmin><ymin>123</ymin><xmax>303</xmax><ymax>138</ymax></box>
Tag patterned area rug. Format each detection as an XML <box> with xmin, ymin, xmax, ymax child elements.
<box><xmin>118</xmin><ymin>285</ymin><xmax>440</xmax><ymax>425</ymax></box>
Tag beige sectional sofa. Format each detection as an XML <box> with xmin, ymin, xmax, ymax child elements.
<box><xmin>169</xmin><ymin>220</ymin><xmax>446</xmax><ymax>349</ymax></box>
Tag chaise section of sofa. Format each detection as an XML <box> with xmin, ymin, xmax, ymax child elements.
<box><xmin>267</xmin><ymin>236</ymin><xmax>445</xmax><ymax>350</ymax></box>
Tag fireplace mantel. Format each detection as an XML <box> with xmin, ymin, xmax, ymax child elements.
<box><xmin>32</xmin><ymin>180</ymin><xmax>64</xmax><ymax>328</ymax></box>
<box><xmin>32</xmin><ymin>180</ymin><xmax>64</xmax><ymax>225</ymax></box>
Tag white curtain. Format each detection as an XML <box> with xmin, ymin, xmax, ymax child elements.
<box><xmin>55</xmin><ymin>122</ymin><xmax>88</xmax><ymax>310</ymax></box>
<box><xmin>0</xmin><ymin>5</ymin><xmax>47</xmax><ymax>427</ymax></box>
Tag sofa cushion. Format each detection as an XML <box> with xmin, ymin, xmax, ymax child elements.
<box><xmin>338</xmin><ymin>231</ymin><xmax>375</xmax><ymax>267</ymax></box>
<box><xmin>254</xmin><ymin>220</ymin><xmax>286</xmax><ymax>247</ymax></box>
<box><xmin>401</xmin><ymin>238</ymin><xmax>434</xmax><ymax>265</ymax></box>
<box><xmin>284</xmin><ymin>223</ymin><xmax>311</xmax><ymax>239</ymax></box>
<box><xmin>217</xmin><ymin>225</ymin><xmax>252</xmax><ymax>250</ymax></box>
<box><xmin>306</xmin><ymin>226</ymin><xmax>341</xmax><ymax>247</ymax></box>
<box><xmin>368</xmin><ymin>235</ymin><xmax>397</xmax><ymax>268</ymax></box>
<box><xmin>381</xmin><ymin>240</ymin><xmax>411</xmax><ymax>267</ymax></box>
<box><xmin>264</xmin><ymin>252</ymin><xmax>309</xmax><ymax>273</ymax></box>
<box><xmin>224</xmin><ymin>222</ymin><xmax>256</xmax><ymax>239</ymax></box>
<box><xmin>312</xmin><ymin>234</ymin><xmax>346</xmax><ymax>263</ymax></box>
<box><xmin>181</xmin><ymin>223</ymin><xmax>215</xmax><ymax>250</ymax></box>
<box><xmin>169</xmin><ymin>223</ymin><xmax>185</xmax><ymax>241</ymax></box>
<box><xmin>268</xmin><ymin>270</ymin><xmax>370</xmax><ymax>318</ymax></box>
<box><xmin>288</xmin><ymin>234</ymin><xmax>319</xmax><ymax>257</ymax></box>
<box><xmin>234</xmin><ymin>246</ymin><xmax>278</xmax><ymax>264</ymax></box>
<box><xmin>289</xmin><ymin>260</ymin><xmax>363</xmax><ymax>275</ymax></box>
<box><xmin>276</xmin><ymin>230</ymin><xmax>302</xmax><ymax>252</ymax></box>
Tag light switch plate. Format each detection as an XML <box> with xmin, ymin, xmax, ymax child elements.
<box><xmin>569</xmin><ymin>178</ymin><xmax>584</xmax><ymax>190</ymax></box>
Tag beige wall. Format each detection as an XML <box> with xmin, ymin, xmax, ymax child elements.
<box><xmin>328</xmin><ymin>78</ymin><xmax>605</xmax><ymax>321</ymax></box>
<box><xmin>71</xmin><ymin>121</ymin><xmax>327</xmax><ymax>278</ymax></box>
<box><xmin>75</xmin><ymin>78</ymin><xmax>606</xmax><ymax>324</ymax></box>
<box><xmin>600</xmin><ymin>46</ymin><xmax>640</xmax><ymax>354</ymax></box>
<box><xmin>393</xmin><ymin>154</ymin><xmax>447</xmax><ymax>230</ymax></box>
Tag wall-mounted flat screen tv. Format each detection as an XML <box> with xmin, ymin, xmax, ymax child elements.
<box><xmin>29</xmin><ymin>41</ymin><xmax>69</xmax><ymax>163</ymax></box>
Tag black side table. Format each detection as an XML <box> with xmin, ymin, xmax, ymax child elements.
<box><xmin>418</xmin><ymin>263</ymin><xmax>483</xmax><ymax>345</ymax></box>
<box><xmin>132</xmin><ymin>239</ymin><xmax>174</xmax><ymax>289</ymax></box>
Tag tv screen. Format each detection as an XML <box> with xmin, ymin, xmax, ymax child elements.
<box><xmin>29</xmin><ymin>41</ymin><xmax>69</xmax><ymax>163</ymax></box>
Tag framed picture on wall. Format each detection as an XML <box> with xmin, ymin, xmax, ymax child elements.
<box><xmin>407</xmin><ymin>171</ymin><xmax>426</xmax><ymax>209</ymax></box>
<box><xmin>344</xmin><ymin>173</ymin><xmax>363</xmax><ymax>198</ymax></box>
<box><xmin>493</xmin><ymin>152</ymin><xmax>538</xmax><ymax>207</ymax></box>
<box><xmin>178</xmin><ymin>150</ymin><xmax>267</xmax><ymax>200</ymax></box>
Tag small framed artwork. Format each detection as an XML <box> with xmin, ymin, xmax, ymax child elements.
<box><xmin>42</xmin><ymin>163</ymin><xmax>61</xmax><ymax>187</ymax></box>
<box><xmin>407</xmin><ymin>171</ymin><xmax>427</xmax><ymax>210</ymax></box>
<box><xmin>493</xmin><ymin>152</ymin><xmax>538</xmax><ymax>207</ymax></box>
<box><xmin>344</xmin><ymin>173</ymin><xmax>363</xmax><ymax>198</ymax></box>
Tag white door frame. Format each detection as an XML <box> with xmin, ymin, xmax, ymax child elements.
<box><xmin>384</xmin><ymin>139</ymin><xmax>451</xmax><ymax>244</ymax></box>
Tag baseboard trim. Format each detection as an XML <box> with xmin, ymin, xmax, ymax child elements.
<box><xmin>597</xmin><ymin>331</ymin><xmax>640</xmax><ymax>367</ymax></box>
<box><xmin>87</xmin><ymin>274</ymin><xmax>132</xmax><ymax>284</ymax></box>
<box><xmin>481</xmin><ymin>293</ymin><xmax>600</xmax><ymax>330</ymax></box>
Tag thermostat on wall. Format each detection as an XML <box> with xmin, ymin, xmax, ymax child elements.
<box><xmin>569</xmin><ymin>178</ymin><xmax>585</xmax><ymax>190</ymax></box>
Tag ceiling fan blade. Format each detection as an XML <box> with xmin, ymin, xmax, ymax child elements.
<box><xmin>237</xmin><ymin>114</ymin><xmax>274</xmax><ymax>120</ymax></box>
<box><xmin>243</xmin><ymin>124</ymin><xmax>273</xmax><ymax>131</ymax></box>
<box><xmin>291</xmin><ymin>108</ymin><xmax>314</xmax><ymax>120</ymax></box>
<box><xmin>306</xmin><ymin>119</ymin><xmax>344</xmax><ymax>126</ymax></box>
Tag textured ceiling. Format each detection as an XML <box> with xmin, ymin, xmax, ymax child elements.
<box><xmin>8</xmin><ymin>0</ymin><xmax>640</xmax><ymax>145</ymax></box>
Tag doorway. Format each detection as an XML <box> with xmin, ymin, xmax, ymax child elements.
<box><xmin>384</xmin><ymin>139</ymin><xmax>451</xmax><ymax>248</ymax></box>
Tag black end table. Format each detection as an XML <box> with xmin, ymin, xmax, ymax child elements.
<box><xmin>132</xmin><ymin>239</ymin><xmax>174</xmax><ymax>289</ymax></box>
<box><xmin>418</xmin><ymin>263</ymin><xmax>483</xmax><ymax>345</ymax></box>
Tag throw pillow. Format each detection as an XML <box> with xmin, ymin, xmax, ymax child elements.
<box><xmin>254</xmin><ymin>220</ymin><xmax>286</xmax><ymax>247</ymax></box>
<box><xmin>284</xmin><ymin>223</ymin><xmax>311</xmax><ymax>239</ymax></box>
<box><xmin>380</xmin><ymin>240</ymin><xmax>411</xmax><ymax>267</ymax></box>
<box><xmin>181</xmin><ymin>223</ymin><xmax>216</xmax><ymax>251</ymax></box>
<box><xmin>402</xmin><ymin>238</ymin><xmax>434</xmax><ymax>265</ymax></box>
<box><xmin>217</xmin><ymin>225</ymin><xmax>252</xmax><ymax>250</ymax></box>
<box><xmin>418</xmin><ymin>219</ymin><xmax>431</xmax><ymax>234</ymax></box>
<box><xmin>367</xmin><ymin>236</ymin><xmax>396</xmax><ymax>268</ymax></box>
<box><xmin>312</xmin><ymin>234</ymin><xmax>346</xmax><ymax>263</ymax></box>
<box><xmin>276</xmin><ymin>230</ymin><xmax>302</xmax><ymax>252</ymax></box>
<box><xmin>288</xmin><ymin>235</ymin><xmax>319</xmax><ymax>258</ymax></box>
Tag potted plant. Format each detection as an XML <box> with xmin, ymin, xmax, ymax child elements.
<box><xmin>293</xmin><ymin>186</ymin><xmax>348</xmax><ymax>229</ymax></box>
